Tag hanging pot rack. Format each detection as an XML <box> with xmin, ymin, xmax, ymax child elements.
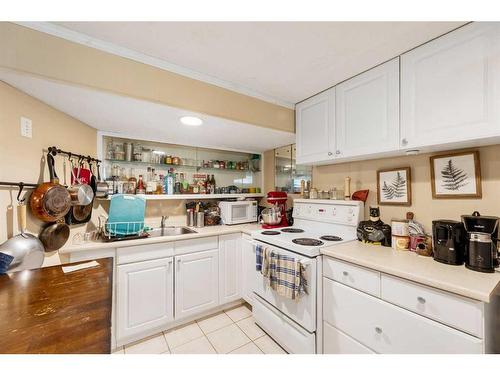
<box><xmin>47</xmin><ymin>146</ymin><xmax>101</xmax><ymax>164</ymax></box>
<box><xmin>0</xmin><ymin>146</ymin><xmax>100</xmax><ymax>203</ymax></box>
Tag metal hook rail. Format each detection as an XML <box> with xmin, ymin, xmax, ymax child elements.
<box><xmin>0</xmin><ymin>181</ymin><xmax>38</xmax><ymax>203</ymax></box>
<box><xmin>47</xmin><ymin>146</ymin><xmax>101</xmax><ymax>164</ymax></box>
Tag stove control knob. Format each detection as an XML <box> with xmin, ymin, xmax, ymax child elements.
<box><xmin>348</xmin><ymin>208</ymin><xmax>353</xmax><ymax>214</ymax></box>
<box><xmin>332</xmin><ymin>209</ymin><xmax>337</xmax><ymax>216</ymax></box>
<box><xmin>347</xmin><ymin>216</ymin><xmax>353</xmax><ymax>222</ymax></box>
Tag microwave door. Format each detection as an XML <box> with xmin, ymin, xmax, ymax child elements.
<box><xmin>231</xmin><ymin>204</ymin><xmax>250</xmax><ymax>223</ymax></box>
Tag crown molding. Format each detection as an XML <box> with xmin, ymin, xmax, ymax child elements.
<box><xmin>14</xmin><ymin>21</ymin><xmax>295</xmax><ymax>109</ymax></box>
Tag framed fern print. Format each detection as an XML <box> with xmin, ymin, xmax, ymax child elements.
<box><xmin>430</xmin><ymin>150</ymin><xmax>482</xmax><ymax>199</ymax></box>
<box><xmin>377</xmin><ymin>167</ymin><xmax>411</xmax><ymax>206</ymax></box>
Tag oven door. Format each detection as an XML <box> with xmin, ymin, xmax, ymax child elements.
<box><xmin>253</xmin><ymin>241</ymin><xmax>317</xmax><ymax>332</ymax></box>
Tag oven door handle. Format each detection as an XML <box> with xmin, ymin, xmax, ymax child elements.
<box><xmin>251</xmin><ymin>240</ymin><xmax>313</xmax><ymax>269</ymax></box>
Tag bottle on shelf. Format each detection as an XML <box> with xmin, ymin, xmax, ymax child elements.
<box><xmin>136</xmin><ymin>175</ymin><xmax>146</xmax><ymax>194</ymax></box>
<box><xmin>181</xmin><ymin>173</ymin><xmax>189</xmax><ymax>193</ymax></box>
<box><xmin>174</xmin><ymin>173</ymin><xmax>181</xmax><ymax>194</ymax></box>
<box><xmin>210</xmin><ymin>174</ymin><xmax>216</xmax><ymax>194</ymax></box>
<box><xmin>205</xmin><ymin>174</ymin><xmax>211</xmax><ymax>194</ymax></box>
<box><xmin>165</xmin><ymin>168</ymin><xmax>174</xmax><ymax>195</ymax></box>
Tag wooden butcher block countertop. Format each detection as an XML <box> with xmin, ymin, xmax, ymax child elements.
<box><xmin>0</xmin><ymin>258</ymin><xmax>113</xmax><ymax>354</ymax></box>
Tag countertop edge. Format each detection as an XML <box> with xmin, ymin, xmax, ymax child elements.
<box><xmin>321</xmin><ymin>246</ymin><xmax>499</xmax><ymax>303</ymax></box>
<box><xmin>59</xmin><ymin>224</ymin><xmax>259</xmax><ymax>254</ymax></box>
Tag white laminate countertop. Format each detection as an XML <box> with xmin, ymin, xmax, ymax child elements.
<box><xmin>60</xmin><ymin>223</ymin><xmax>261</xmax><ymax>254</ymax></box>
<box><xmin>321</xmin><ymin>241</ymin><xmax>500</xmax><ymax>303</ymax></box>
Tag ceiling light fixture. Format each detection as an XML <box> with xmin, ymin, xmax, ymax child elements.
<box><xmin>180</xmin><ymin>116</ymin><xmax>203</xmax><ymax>126</ymax></box>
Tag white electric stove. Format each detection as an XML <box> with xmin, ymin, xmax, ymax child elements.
<box><xmin>251</xmin><ymin>199</ymin><xmax>364</xmax><ymax>354</ymax></box>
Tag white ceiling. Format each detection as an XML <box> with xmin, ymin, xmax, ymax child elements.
<box><xmin>0</xmin><ymin>69</ymin><xmax>295</xmax><ymax>153</ymax></box>
<box><xmin>47</xmin><ymin>21</ymin><xmax>466</xmax><ymax>105</ymax></box>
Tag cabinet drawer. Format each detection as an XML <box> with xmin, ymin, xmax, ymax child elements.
<box><xmin>117</xmin><ymin>242</ymin><xmax>174</xmax><ymax>265</ymax></box>
<box><xmin>323</xmin><ymin>257</ymin><xmax>380</xmax><ymax>297</ymax></box>
<box><xmin>381</xmin><ymin>275</ymin><xmax>484</xmax><ymax>338</ymax></box>
<box><xmin>174</xmin><ymin>236</ymin><xmax>218</xmax><ymax>255</ymax></box>
<box><xmin>323</xmin><ymin>322</ymin><xmax>374</xmax><ymax>354</ymax></box>
<box><xmin>323</xmin><ymin>278</ymin><xmax>482</xmax><ymax>353</ymax></box>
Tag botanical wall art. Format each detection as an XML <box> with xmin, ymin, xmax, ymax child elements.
<box><xmin>377</xmin><ymin>167</ymin><xmax>412</xmax><ymax>206</ymax></box>
<box><xmin>430</xmin><ymin>150</ymin><xmax>482</xmax><ymax>199</ymax></box>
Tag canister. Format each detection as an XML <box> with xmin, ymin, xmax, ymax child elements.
<box><xmin>196</xmin><ymin>212</ymin><xmax>205</xmax><ymax>228</ymax></box>
<box><xmin>392</xmin><ymin>235</ymin><xmax>410</xmax><ymax>251</ymax></box>
<box><xmin>391</xmin><ymin>219</ymin><xmax>409</xmax><ymax>236</ymax></box>
<box><xmin>187</xmin><ymin>209</ymin><xmax>195</xmax><ymax>227</ymax></box>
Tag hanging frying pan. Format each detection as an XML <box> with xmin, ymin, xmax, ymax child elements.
<box><xmin>65</xmin><ymin>159</ymin><xmax>96</xmax><ymax>225</ymax></box>
<box><xmin>30</xmin><ymin>153</ymin><xmax>72</xmax><ymax>222</ymax></box>
<box><xmin>39</xmin><ymin>219</ymin><xmax>70</xmax><ymax>251</ymax></box>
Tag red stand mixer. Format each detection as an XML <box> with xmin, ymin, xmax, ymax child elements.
<box><xmin>260</xmin><ymin>191</ymin><xmax>289</xmax><ymax>229</ymax></box>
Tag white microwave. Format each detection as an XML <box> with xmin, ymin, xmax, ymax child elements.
<box><xmin>219</xmin><ymin>200</ymin><xmax>258</xmax><ymax>225</ymax></box>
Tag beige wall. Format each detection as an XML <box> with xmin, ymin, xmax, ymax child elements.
<box><xmin>312</xmin><ymin>145</ymin><xmax>500</xmax><ymax>232</ymax></box>
<box><xmin>0</xmin><ymin>81</ymin><xmax>98</xmax><ymax>264</ymax></box>
<box><xmin>0</xmin><ymin>22</ymin><xmax>294</xmax><ymax>133</ymax></box>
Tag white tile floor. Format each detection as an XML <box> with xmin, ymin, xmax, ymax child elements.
<box><xmin>113</xmin><ymin>304</ymin><xmax>287</xmax><ymax>355</ymax></box>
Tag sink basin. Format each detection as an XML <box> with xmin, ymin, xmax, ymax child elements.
<box><xmin>147</xmin><ymin>226</ymin><xmax>197</xmax><ymax>237</ymax></box>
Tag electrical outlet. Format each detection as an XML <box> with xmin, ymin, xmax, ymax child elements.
<box><xmin>20</xmin><ymin>117</ymin><xmax>32</xmax><ymax>138</ymax></box>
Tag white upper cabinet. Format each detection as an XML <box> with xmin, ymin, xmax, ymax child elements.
<box><xmin>401</xmin><ymin>22</ymin><xmax>500</xmax><ymax>149</ymax></box>
<box><xmin>336</xmin><ymin>58</ymin><xmax>400</xmax><ymax>158</ymax></box>
<box><xmin>219</xmin><ymin>233</ymin><xmax>242</xmax><ymax>304</ymax></box>
<box><xmin>295</xmin><ymin>88</ymin><xmax>335</xmax><ymax>164</ymax></box>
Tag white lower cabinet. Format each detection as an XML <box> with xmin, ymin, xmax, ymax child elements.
<box><xmin>240</xmin><ymin>234</ymin><xmax>256</xmax><ymax>305</ymax></box>
<box><xmin>116</xmin><ymin>257</ymin><xmax>174</xmax><ymax>343</ymax></box>
<box><xmin>174</xmin><ymin>249</ymin><xmax>219</xmax><ymax>320</ymax></box>
<box><xmin>323</xmin><ymin>277</ymin><xmax>483</xmax><ymax>354</ymax></box>
<box><xmin>323</xmin><ymin>322</ymin><xmax>374</xmax><ymax>354</ymax></box>
<box><xmin>219</xmin><ymin>233</ymin><xmax>242</xmax><ymax>304</ymax></box>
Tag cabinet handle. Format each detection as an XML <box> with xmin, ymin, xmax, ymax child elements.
<box><xmin>342</xmin><ymin>271</ymin><xmax>348</xmax><ymax>276</ymax></box>
<box><xmin>375</xmin><ymin>327</ymin><xmax>383</xmax><ymax>334</ymax></box>
<box><xmin>328</xmin><ymin>152</ymin><xmax>333</xmax><ymax>156</ymax></box>
<box><xmin>167</xmin><ymin>259</ymin><xmax>173</xmax><ymax>270</ymax></box>
<box><xmin>336</xmin><ymin>150</ymin><xmax>341</xmax><ymax>155</ymax></box>
<box><xmin>401</xmin><ymin>138</ymin><xmax>408</xmax><ymax>146</ymax></box>
<box><xmin>177</xmin><ymin>259</ymin><xmax>181</xmax><ymax>271</ymax></box>
<box><xmin>417</xmin><ymin>296</ymin><xmax>426</xmax><ymax>304</ymax></box>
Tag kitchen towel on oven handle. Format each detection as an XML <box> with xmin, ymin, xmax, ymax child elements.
<box><xmin>254</xmin><ymin>243</ymin><xmax>308</xmax><ymax>300</ymax></box>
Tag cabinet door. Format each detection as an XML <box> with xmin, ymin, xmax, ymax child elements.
<box><xmin>336</xmin><ymin>58</ymin><xmax>400</xmax><ymax>158</ymax></box>
<box><xmin>175</xmin><ymin>249</ymin><xmax>219</xmax><ymax>320</ymax></box>
<box><xmin>401</xmin><ymin>23</ymin><xmax>500</xmax><ymax>149</ymax></box>
<box><xmin>240</xmin><ymin>235</ymin><xmax>256</xmax><ymax>305</ymax></box>
<box><xmin>117</xmin><ymin>257</ymin><xmax>174</xmax><ymax>343</ymax></box>
<box><xmin>295</xmin><ymin>88</ymin><xmax>335</xmax><ymax>164</ymax></box>
<box><xmin>323</xmin><ymin>279</ymin><xmax>483</xmax><ymax>354</ymax></box>
<box><xmin>219</xmin><ymin>233</ymin><xmax>242</xmax><ymax>304</ymax></box>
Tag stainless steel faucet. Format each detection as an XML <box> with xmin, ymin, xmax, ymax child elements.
<box><xmin>161</xmin><ymin>215</ymin><xmax>168</xmax><ymax>228</ymax></box>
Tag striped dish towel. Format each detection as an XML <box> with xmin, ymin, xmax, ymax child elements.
<box><xmin>255</xmin><ymin>244</ymin><xmax>264</xmax><ymax>271</ymax></box>
<box><xmin>260</xmin><ymin>246</ymin><xmax>307</xmax><ymax>300</ymax></box>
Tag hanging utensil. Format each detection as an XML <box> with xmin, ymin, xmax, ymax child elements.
<box><xmin>95</xmin><ymin>162</ymin><xmax>109</xmax><ymax>199</ymax></box>
<box><xmin>1</xmin><ymin>191</ymin><xmax>45</xmax><ymax>272</ymax></box>
<box><xmin>39</xmin><ymin>219</ymin><xmax>70</xmax><ymax>251</ymax></box>
<box><xmin>30</xmin><ymin>153</ymin><xmax>72</xmax><ymax>222</ymax></box>
<box><xmin>67</xmin><ymin>157</ymin><xmax>94</xmax><ymax>206</ymax></box>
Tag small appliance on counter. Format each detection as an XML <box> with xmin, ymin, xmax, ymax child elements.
<box><xmin>432</xmin><ymin>220</ymin><xmax>466</xmax><ymax>265</ymax></box>
<box><xmin>259</xmin><ymin>191</ymin><xmax>288</xmax><ymax>229</ymax></box>
<box><xmin>219</xmin><ymin>200</ymin><xmax>257</xmax><ymax>225</ymax></box>
<box><xmin>357</xmin><ymin>206</ymin><xmax>391</xmax><ymax>247</ymax></box>
<box><xmin>461</xmin><ymin>211</ymin><xmax>499</xmax><ymax>273</ymax></box>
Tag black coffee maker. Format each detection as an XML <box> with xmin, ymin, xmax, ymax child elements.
<box><xmin>461</xmin><ymin>211</ymin><xmax>499</xmax><ymax>273</ymax></box>
<box><xmin>432</xmin><ymin>220</ymin><xmax>466</xmax><ymax>265</ymax></box>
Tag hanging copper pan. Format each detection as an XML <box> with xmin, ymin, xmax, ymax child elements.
<box><xmin>30</xmin><ymin>153</ymin><xmax>72</xmax><ymax>222</ymax></box>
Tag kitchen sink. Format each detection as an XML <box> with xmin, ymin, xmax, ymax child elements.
<box><xmin>147</xmin><ymin>226</ymin><xmax>197</xmax><ymax>237</ymax></box>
